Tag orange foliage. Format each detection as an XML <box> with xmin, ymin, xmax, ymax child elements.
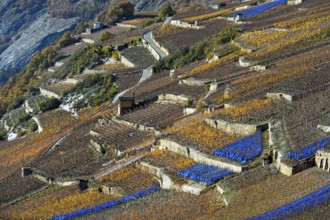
<box><xmin>181</xmin><ymin>51</ymin><xmax>242</xmax><ymax>78</ymax></box>
<box><xmin>183</xmin><ymin>8</ymin><xmax>234</xmax><ymax>22</ymax></box>
<box><xmin>149</xmin><ymin>150</ymin><xmax>195</xmax><ymax>170</ymax></box>
<box><xmin>167</xmin><ymin>113</ymin><xmax>240</xmax><ymax>150</ymax></box>
<box><xmin>218</xmin><ymin>99</ymin><xmax>273</xmax><ymax>119</ymax></box>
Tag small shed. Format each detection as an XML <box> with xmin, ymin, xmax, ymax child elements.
<box><xmin>117</xmin><ymin>95</ymin><xmax>135</xmax><ymax>116</ymax></box>
<box><xmin>209</xmin><ymin>3</ymin><xmax>226</xmax><ymax>10</ymax></box>
<box><xmin>93</xmin><ymin>22</ymin><xmax>102</xmax><ymax>30</ymax></box>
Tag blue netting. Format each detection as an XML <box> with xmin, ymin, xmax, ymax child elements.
<box><xmin>213</xmin><ymin>131</ymin><xmax>263</xmax><ymax>164</ymax></box>
<box><xmin>247</xmin><ymin>184</ymin><xmax>330</xmax><ymax>220</ymax></box>
<box><xmin>287</xmin><ymin>136</ymin><xmax>330</xmax><ymax>161</ymax></box>
<box><xmin>178</xmin><ymin>163</ymin><xmax>234</xmax><ymax>185</ymax></box>
<box><xmin>231</xmin><ymin>0</ymin><xmax>288</xmax><ymax>19</ymax></box>
<box><xmin>51</xmin><ymin>186</ymin><xmax>160</xmax><ymax>220</ymax></box>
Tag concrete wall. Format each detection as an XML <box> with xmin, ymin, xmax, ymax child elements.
<box><xmin>170</xmin><ymin>20</ymin><xmax>205</xmax><ymax>30</ymax></box>
<box><xmin>184</xmin><ymin>107</ymin><xmax>196</xmax><ymax>115</ymax></box>
<box><xmin>181</xmin><ymin>77</ymin><xmax>212</xmax><ymax>86</ymax></box>
<box><xmin>144</xmin><ymin>42</ymin><xmax>161</xmax><ymax>60</ymax></box>
<box><xmin>82</xmin><ymin>69</ymin><xmax>108</xmax><ymax>75</ymax></box>
<box><xmin>159</xmin><ymin>139</ymin><xmax>245</xmax><ymax>172</ymax></box>
<box><xmin>116</xmin><ymin>23</ymin><xmax>137</xmax><ymax>29</ymax></box>
<box><xmin>94</xmin><ymin>155</ymin><xmax>145</xmax><ymax>180</ymax></box>
<box><xmin>267</xmin><ymin>92</ymin><xmax>293</xmax><ymax>102</ymax></box>
<box><xmin>120</xmin><ymin>55</ymin><xmax>136</xmax><ymax>68</ymax></box>
<box><xmin>288</xmin><ymin>0</ymin><xmax>303</xmax><ymax>5</ymax></box>
<box><xmin>82</xmin><ymin>38</ymin><xmax>95</xmax><ymax>44</ymax></box>
<box><xmin>32</xmin><ymin>116</ymin><xmax>43</xmax><ymax>133</ymax></box>
<box><xmin>205</xmin><ymin>118</ymin><xmax>257</xmax><ymax>136</ymax></box>
<box><xmin>150</xmin><ymin>33</ymin><xmax>169</xmax><ymax>56</ymax></box>
<box><xmin>39</xmin><ymin>87</ymin><xmax>60</xmax><ymax>99</ymax></box>
<box><xmin>158</xmin><ymin>94</ymin><xmax>190</xmax><ymax>105</ymax></box>
<box><xmin>235</xmin><ymin>5</ymin><xmax>251</xmax><ymax>11</ymax></box>
<box><xmin>139</xmin><ymin>162</ymin><xmax>179</xmax><ymax>190</ymax></box>
<box><xmin>316</xmin><ymin>150</ymin><xmax>330</xmax><ymax>171</ymax></box>
<box><xmin>317</xmin><ymin>125</ymin><xmax>330</xmax><ymax>133</ymax></box>
<box><xmin>250</xmin><ymin>65</ymin><xmax>267</xmax><ymax>72</ymax></box>
<box><xmin>275</xmin><ymin>158</ymin><xmax>315</xmax><ymax>176</ymax></box>
<box><xmin>239</xmin><ymin>56</ymin><xmax>252</xmax><ymax>67</ymax></box>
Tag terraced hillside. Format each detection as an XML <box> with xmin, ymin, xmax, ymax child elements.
<box><xmin>0</xmin><ymin>0</ymin><xmax>330</xmax><ymax>219</ymax></box>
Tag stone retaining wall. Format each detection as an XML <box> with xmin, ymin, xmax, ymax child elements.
<box><xmin>158</xmin><ymin>94</ymin><xmax>190</xmax><ymax>105</ymax></box>
<box><xmin>159</xmin><ymin>139</ymin><xmax>245</xmax><ymax>173</ymax></box>
<box><xmin>205</xmin><ymin>118</ymin><xmax>257</xmax><ymax>136</ymax></box>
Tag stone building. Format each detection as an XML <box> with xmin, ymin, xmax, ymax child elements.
<box><xmin>117</xmin><ymin>95</ymin><xmax>135</xmax><ymax>116</ymax></box>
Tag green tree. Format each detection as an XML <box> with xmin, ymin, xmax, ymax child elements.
<box><xmin>100</xmin><ymin>31</ymin><xmax>112</xmax><ymax>42</ymax></box>
<box><xmin>159</xmin><ymin>3</ymin><xmax>176</xmax><ymax>18</ymax></box>
<box><xmin>40</xmin><ymin>98</ymin><xmax>61</xmax><ymax>112</ymax></box>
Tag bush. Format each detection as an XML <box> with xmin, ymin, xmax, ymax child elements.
<box><xmin>99</xmin><ymin>31</ymin><xmax>112</xmax><ymax>42</ymax></box>
<box><xmin>213</xmin><ymin>27</ymin><xmax>238</xmax><ymax>45</ymax></box>
<box><xmin>0</xmin><ymin>128</ymin><xmax>7</xmax><ymax>140</ymax></box>
<box><xmin>7</xmin><ymin>97</ymin><xmax>25</xmax><ymax>111</ymax></box>
<box><xmin>323</xmin><ymin>24</ymin><xmax>330</xmax><ymax>38</ymax></box>
<box><xmin>28</xmin><ymin>121</ymin><xmax>38</xmax><ymax>133</ymax></box>
<box><xmin>17</xmin><ymin>129</ymin><xmax>28</xmax><ymax>137</ymax></box>
<box><xmin>40</xmin><ymin>98</ymin><xmax>61</xmax><ymax>112</ymax></box>
<box><xmin>159</xmin><ymin>3</ymin><xmax>176</xmax><ymax>18</ymax></box>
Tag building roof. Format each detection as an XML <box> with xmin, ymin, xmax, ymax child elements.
<box><xmin>119</xmin><ymin>96</ymin><xmax>134</xmax><ymax>101</ymax></box>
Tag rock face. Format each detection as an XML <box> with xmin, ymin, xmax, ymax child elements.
<box><xmin>0</xmin><ymin>13</ymin><xmax>78</xmax><ymax>72</ymax></box>
<box><xmin>130</xmin><ymin>0</ymin><xmax>167</xmax><ymax>11</ymax></box>
<box><xmin>0</xmin><ymin>0</ymin><xmax>210</xmax><ymax>80</ymax></box>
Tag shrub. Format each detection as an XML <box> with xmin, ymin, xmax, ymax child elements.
<box><xmin>323</xmin><ymin>24</ymin><xmax>330</xmax><ymax>38</ymax></box>
<box><xmin>99</xmin><ymin>31</ymin><xmax>112</xmax><ymax>42</ymax></box>
<box><xmin>0</xmin><ymin>128</ymin><xmax>7</xmax><ymax>140</ymax></box>
<box><xmin>40</xmin><ymin>98</ymin><xmax>61</xmax><ymax>112</ymax></box>
<box><xmin>7</xmin><ymin>97</ymin><xmax>25</xmax><ymax>111</ymax></box>
<box><xmin>159</xmin><ymin>3</ymin><xmax>176</xmax><ymax>18</ymax></box>
<box><xmin>28</xmin><ymin>121</ymin><xmax>39</xmax><ymax>133</ymax></box>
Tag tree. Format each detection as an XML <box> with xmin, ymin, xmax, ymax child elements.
<box><xmin>40</xmin><ymin>98</ymin><xmax>61</xmax><ymax>112</ymax></box>
<box><xmin>159</xmin><ymin>3</ymin><xmax>176</xmax><ymax>18</ymax></box>
<box><xmin>100</xmin><ymin>31</ymin><xmax>112</xmax><ymax>42</ymax></box>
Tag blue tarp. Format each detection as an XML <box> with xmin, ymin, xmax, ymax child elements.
<box><xmin>287</xmin><ymin>136</ymin><xmax>330</xmax><ymax>160</ymax></box>
<box><xmin>178</xmin><ymin>163</ymin><xmax>234</xmax><ymax>185</ymax></box>
<box><xmin>231</xmin><ymin>0</ymin><xmax>288</xmax><ymax>19</ymax></box>
<box><xmin>247</xmin><ymin>184</ymin><xmax>330</xmax><ymax>220</ymax></box>
<box><xmin>213</xmin><ymin>131</ymin><xmax>263</xmax><ymax>164</ymax></box>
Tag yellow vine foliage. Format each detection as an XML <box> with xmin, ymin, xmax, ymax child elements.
<box><xmin>181</xmin><ymin>51</ymin><xmax>242</xmax><ymax>78</ymax></box>
<box><xmin>217</xmin><ymin>98</ymin><xmax>273</xmax><ymax>119</ymax></box>
<box><xmin>167</xmin><ymin>115</ymin><xmax>240</xmax><ymax>150</ymax></box>
<box><xmin>183</xmin><ymin>8</ymin><xmax>235</xmax><ymax>22</ymax></box>
<box><xmin>150</xmin><ymin>150</ymin><xmax>195</xmax><ymax>170</ymax></box>
<box><xmin>8</xmin><ymin>188</ymin><xmax>115</xmax><ymax>219</ymax></box>
<box><xmin>216</xmin><ymin>65</ymin><xmax>311</xmax><ymax>104</ymax></box>
<box><xmin>275</xmin><ymin>12</ymin><xmax>330</xmax><ymax>29</ymax></box>
<box><xmin>154</xmin><ymin>24</ymin><xmax>183</xmax><ymax>38</ymax></box>
<box><xmin>241</xmin><ymin>14</ymin><xmax>330</xmax><ymax>60</ymax></box>
<box><xmin>99</xmin><ymin>165</ymin><xmax>139</xmax><ymax>183</ymax></box>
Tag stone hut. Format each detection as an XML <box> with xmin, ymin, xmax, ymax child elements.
<box><xmin>117</xmin><ymin>95</ymin><xmax>135</xmax><ymax>116</ymax></box>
